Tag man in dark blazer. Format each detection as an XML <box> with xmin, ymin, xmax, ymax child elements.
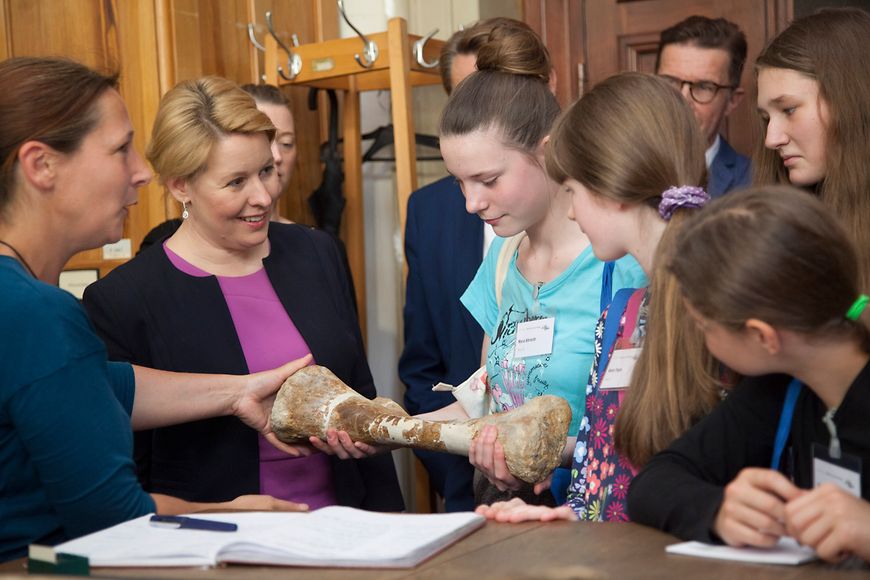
<box><xmin>400</xmin><ymin>19</ymin><xmax>533</xmax><ymax>512</ymax></box>
<box><xmin>656</xmin><ymin>16</ymin><xmax>751</xmax><ymax>197</ymax></box>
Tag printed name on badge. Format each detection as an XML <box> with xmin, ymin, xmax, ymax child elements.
<box><xmin>599</xmin><ymin>347</ymin><xmax>641</xmax><ymax>390</ymax></box>
<box><xmin>514</xmin><ymin>317</ymin><xmax>555</xmax><ymax>359</ymax></box>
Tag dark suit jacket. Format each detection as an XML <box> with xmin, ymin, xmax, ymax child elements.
<box><xmin>708</xmin><ymin>136</ymin><xmax>751</xmax><ymax>198</ymax></box>
<box><xmin>82</xmin><ymin>223</ymin><xmax>404</xmax><ymax>511</ymax></box>
<box><xmin>398</xmin><ymin>176</ymin><xmax>482</xmax><ymax>511</ymax></box>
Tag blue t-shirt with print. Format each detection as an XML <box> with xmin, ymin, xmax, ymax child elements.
<box><xmin>460</xmin><ymin>238</ymin><xmax>647</xmax><ymax>434</ymax></box>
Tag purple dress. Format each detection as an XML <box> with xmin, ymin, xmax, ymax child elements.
<box><xmin>165</xmin><ymin>244</ymin><xmax>336</xmax><ymax>508</ymax></box>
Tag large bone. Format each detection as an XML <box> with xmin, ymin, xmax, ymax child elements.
<box><xmin>271</xmin><ymin>365</ymin><xmax>572</xmax><ymax>484</ymax></box>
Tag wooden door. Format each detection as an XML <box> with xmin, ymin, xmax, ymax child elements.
<box><xmin>524</xmin><ymin>0</ymin><xmax>793</xmax><ymax>157</ymax></box>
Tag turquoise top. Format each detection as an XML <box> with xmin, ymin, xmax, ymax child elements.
<box><xmin>460</xmin><ymin>238</ymin><xmax>647</xmax><ymax>433</ymax></box>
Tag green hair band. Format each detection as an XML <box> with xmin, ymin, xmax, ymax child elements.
<box><xmin>846</xmin><ymin>294</ymin><xmax>869</xmax><ymax>321</ymax></box>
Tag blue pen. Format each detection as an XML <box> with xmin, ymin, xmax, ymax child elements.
<box><xmin>149</xmin><ymin>515</ymin><xmax>238</xmax><ymax>532</ymax></box>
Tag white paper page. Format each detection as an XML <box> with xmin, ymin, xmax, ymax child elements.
<box><xmin>666</xmin><ymin>537</ymin><xmax>817</xmax><ymax>566</ymax></box>
<box><xmin>54</xmin><ymin>508</ymin><xmax>485</xmax><ymax>568</ymax></box>
<box><xmin>56</xmin><ymin>514</ymin><xmax>226</xmax><ymax>567</ymax></box>
<box><xmin>214</xmin><ymin>507</ymin><xmax>485</xmax><ymax>567</ymax></box>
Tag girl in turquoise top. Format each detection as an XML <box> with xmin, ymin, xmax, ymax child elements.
<box><xmin>313</xmin><ymin>23</ymin><xmax>644</xmax><ymax>506</ymax></box>
<box><xmin>436</xmin><ymin>23</ymin><xmax>645</xmax><ymax>506</ymax></box>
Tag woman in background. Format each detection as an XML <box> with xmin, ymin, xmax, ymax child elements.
<box><xmin>241</xmin><ymin>83</ymin><xmax>296</xmax><ymax>223</ymax></box>
<box><xmin>83</xmin><ymin>76</ymin><xmax>403</xmax><ymax>512</ymax></box>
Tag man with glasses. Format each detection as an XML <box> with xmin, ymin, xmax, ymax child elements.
<box><xmin>656</xmin><ymin>16</ymin><xmax>750</xmax><ymax>197</ymax></box>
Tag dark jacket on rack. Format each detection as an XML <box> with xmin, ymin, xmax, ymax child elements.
<box><xmin>82</xmin><ymin>223</ymin><xmax>404</xmax><ymax>511</ymax></box>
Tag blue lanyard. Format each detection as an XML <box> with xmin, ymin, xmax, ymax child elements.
<box><xmin>600</xmin><ymin>261</ymin><xmax>615</xmax><ymax>313</ymax></box>
<box><xmin>771</xmin><ymin>378</ymin><xmax>802</xmax><ymax>470</ymax></box>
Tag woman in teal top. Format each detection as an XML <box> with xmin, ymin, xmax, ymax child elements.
<box><xmin>0</xmin><ymin>57</ymin><xmax>308</xmax><ymax>562</ymax></box>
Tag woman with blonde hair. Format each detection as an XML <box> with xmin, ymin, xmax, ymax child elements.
<box><xmin>83</xmin><ymin>77</ymin><xmax>403</xmax><ymax>512</ymax></box>
<box><xmin>476</xmin><ymin>72</ymin><xmax>722</xmax><ymax>523</ymax></box>
<box><xmin>0</xmin><ymin>57</ymin><xmax>310</xmax><ymax>562</ymax></box>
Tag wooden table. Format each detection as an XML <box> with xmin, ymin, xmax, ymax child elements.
<box><xmin>1</xmin><ymin>521</ymin><xmax>864</xmax><ymax>579</ymax></box>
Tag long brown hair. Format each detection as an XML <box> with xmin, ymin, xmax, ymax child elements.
<box><xmin>754</xmin><ymin>8</ymin><xmax>870</xmax><ymax>288</ymax></box>
<box><xmin>671</xmin><ymin>186</ymin><xmax>870</xmax><ymax>353</ymax></box>
<box><xmin>439</xmin><ymin>23</ymin><xmax>558</xmax><ymax>156</ymax></box>
<box><xmin>547</xmin><ymin>72</ymin><xmax>720</xmax><ymax>467</ymax></box>
<box><xmin>0</xmin><ymin>57</ymin><xmax>118</xmax><ymax>218</ymax></box>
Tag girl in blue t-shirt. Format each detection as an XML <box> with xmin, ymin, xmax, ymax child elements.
<box><xmin>435</xmin><ymin>25</ymin><xmax>645</xmax><ymax>507</ymax></box>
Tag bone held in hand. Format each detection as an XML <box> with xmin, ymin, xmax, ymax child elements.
<box><xmin>271</xmin><ymin>365</ymin><xmax>572</xmax><ymax>484</ymax></box>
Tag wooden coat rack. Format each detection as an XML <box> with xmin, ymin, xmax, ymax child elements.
<box><xmin>260</xmin><ymin>15</ymin><xmax>444</xmax><ymax>334</ymax></box>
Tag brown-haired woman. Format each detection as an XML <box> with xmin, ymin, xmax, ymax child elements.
<box><xmin>755</xmin><ymin>8</ymin><xmax>870</xmax><ymax>287</ymax></box>
<box><xmin>477</xmin><ymin>72</ymin><xmax>720</xmax><ymax>524</ymax></box>
<box><xmin>82</xmin><ymin>77</ymin><xmax>404</xmax><ymax>513</ymax></box>
<box><xmin>424</xmin><ymin>23</ymin><xmax>646</xmax><ymax>507</ymax></box>
<box><xmin>0</xmin><ymin>58</ymin><xmax>311</xmax><ymax>562</ymax></box>
<box><xmin>240</xmin><ymin>83</ymin><xmax>296</xmax><ymax>222</ymax></box>
<box><xmin>629</xmin><ymin>186</ymin><xmax>870</xmax><ymax>563</ymax></box>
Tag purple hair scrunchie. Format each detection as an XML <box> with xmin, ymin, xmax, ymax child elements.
<box><xmin>658</xmin><ymin>185</ymin><xmax>710</xmax><ymax>221</ymax></box>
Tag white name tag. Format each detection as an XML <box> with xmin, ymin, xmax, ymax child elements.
<box><xmin>513</xmin><ymin>317</ymin><xmax>555</xmax><ymax>359</ymax></box>
<box><xmin>813</xmin><ymin>443</ymin><xmax>862</xmax><ymax>497</ymax></box>
<box><xmin>599</xmin><ymin>347</ymin><xmax>641</xmax><ymax>390</ymax></box>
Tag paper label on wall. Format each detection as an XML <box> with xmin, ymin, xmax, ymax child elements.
<box><xmin>102</xmin><ymin>238</ymin><xmax>132</xmax><ymax>260</ymax></box>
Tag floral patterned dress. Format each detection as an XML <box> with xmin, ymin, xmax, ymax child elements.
<box><xmin>566</xmin><ymin>289</ymin><xmax>648</xmax><ymax>521</ymax></box>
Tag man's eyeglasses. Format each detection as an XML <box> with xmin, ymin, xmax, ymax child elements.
<box><xmin>658</xmin><ymin>75</ymin><xmax>735</xmax><ymax>104</ymax></box>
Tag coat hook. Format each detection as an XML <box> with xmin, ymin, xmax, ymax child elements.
<box><xmin>413</xmin><ymin>28</ymin><xmax>439</xmax><ymax>69</ymax></box>
<box><xmin>265</xmin><ymin>10</ymin><xmax>302</xmax><ymax>80</ymax></box>
<box><xmin>337</xmin><ymin>0</ymin><xmax>378</xmax><ymax>68</ymax></box>
<box><xmin>247</xmin><ymin>23</ymin><xmax>265</xmax><ymax>52</ymax></box>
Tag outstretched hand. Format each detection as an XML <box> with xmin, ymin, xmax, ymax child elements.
<box><xmin>234</xmin><ymin>354</ymin><xmax>314</xmax><ymax>457</ymax></box>
<box><xmin>476</xmin><ymin>497</ymin><xmax>577</xmax><ymax>523</ymax></box>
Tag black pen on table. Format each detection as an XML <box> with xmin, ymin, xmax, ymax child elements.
<box><xmin>149</xmin><ymin>515</ymin><xmax>238</xmax><ymax>532</ymax></box>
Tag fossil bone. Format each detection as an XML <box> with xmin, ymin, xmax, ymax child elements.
<box><xmin>271</xmin><ymin>365</ymin><xmax>572</xmax><ymax>484</ymax></box>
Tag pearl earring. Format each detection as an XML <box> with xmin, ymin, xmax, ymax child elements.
<box><xmin>182</xmin><ymin>201</ymin><xmax>189</xmax><ymax>220</ymax></box>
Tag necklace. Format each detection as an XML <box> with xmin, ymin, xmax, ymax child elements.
<box><xmin>0</xmin><ymin>239</ymin><xmax>37</xmax><ymax>278</ymax></box>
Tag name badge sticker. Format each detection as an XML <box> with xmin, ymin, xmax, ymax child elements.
<box><xmin>599</xmin><ymin>347</ymin><xmax>642</xmax><ymax>390</ymax></box>
<box><xmin>514</xmin><ymin>317</ymin><xmax>555</xmax><ymax>359</ymax></box>
<box><xmin>812</xmin><ymin>443</ymin><xmax>862</xmax><ymax>497</ymax></box>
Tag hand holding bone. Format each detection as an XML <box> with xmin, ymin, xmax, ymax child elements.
<box><xmin>271</xmin><ymin>365</ymin><xmax>571</xmax><ymax>484</ymax></box>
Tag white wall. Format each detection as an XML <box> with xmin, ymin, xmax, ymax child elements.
<box><xmin>336</xmin><ymin>0</ymin><xmax>492</xmax><ymax>509</ymax></box>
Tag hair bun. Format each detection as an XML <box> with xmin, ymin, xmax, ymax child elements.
<box><xmin>474</xmin><ymin>23</ymin><xmax>551</xmax><ymax>83</ymax></box>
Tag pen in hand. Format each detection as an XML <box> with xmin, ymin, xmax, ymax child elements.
<box><xmin>149</xmin><ymin>515</ymin><xmax>238</xmax><ymax>532</ymax></box>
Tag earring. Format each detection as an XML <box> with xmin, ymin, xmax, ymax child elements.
<box><xmin>182</xmin><ymin>201</ymin><xmax>189</xmax><ymax>220</ymax></box>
